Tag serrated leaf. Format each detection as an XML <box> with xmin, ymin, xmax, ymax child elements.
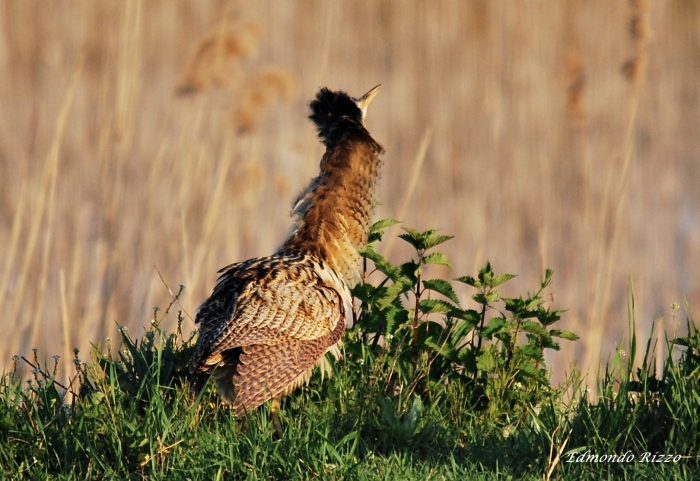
<box><xmin>455</xmin><ymin>275</ymin><xmax>480</xmax><ymax>288</ymax></box>
<box><xmin>351</xmin><ymin>282</ymin><xmax>375</xmax><ymax>303</ymax></box>
<box><xmin>385</xmin><ymin>306</ymin><xmax>409</xmax><ymax>335</ymax></box>
<box><xmin>477</xmin><ymin>346</ymin><xmax>497</xmax><ymax>371</ymax></box>
<box><xmin>504</xmin><ymin>296</ymin><xmax>543</xmax><ymax>314</ymax></box>
<box><xmin>362</xmin><ymin>248</ymin><xmax>403</xmax><ymax>280</ymax></box>
<box><xmin>490</xmin><ymin>273</ymin><xmax>517</xmax><ymax>288</ymax></box>
<box><xmin>422</xmin><ymin>279</ymin><xmax>459</xmax><ymax>303</ymax></box>
<box><xmin>520</xmin><ymin>321</ymin><xmax>550</xmax><ymax>338</ymax></box>
<box><xmin>368</xmin><ymin>219</ymin><xmax>401</xmax><ymax>243</ymax></box>
<box><xmin>550</xmin><ymin>329</ymin><xmax>579</xmax><ymax>341</ymax></box>
<box><xmin>519</xmin><ymin>361</ymin><xmax>545</xmax><ymax>379</ymax></box>
<box><xmin>422</xmin><ymin>233</ymin><xmax>454</xmax><ymax>250</ymax></box>
<box><xmin>482</xmin><ymin>317</ymin><xmax>507</xmax><ymax>337</ymax></box>
<box><xmin>485</xmin><ymin>290</ymin><xmax>501</xmax><ymax>303</ymax></box>
<box><xmin>360</xmin><ymin>245</ymin><xmax>385</xmax><ymax>263</ymax></box>
<box><xmin>519</xmin><ymin>342</ymin><xmax>545</xmax><ymax>362</ymax></box>
<box><xmin>419</xmin><ymin>299</ymin><xmax>457</xmax><ymax>314</ymax></box>
<box><xmin>370</xmin><ymin>218</ymin><xmax>401</xmax><ymax>234</ymax></box>
<box><xmin>537</xmin><ymin>308</ymin><xmax>564</xmax><ymax>326</ymax></box>
<box><xmin>379</xmin><ymin>280</ymin><xmax>414</xmax><ymax>309</ymax></box>
<box><xmin>477</xmin><ymin>261</ymin><xmax>494</xmax><ymax>283</ymax></box>
<box><xmin>449</xmin><ymin>308</ymin><xmax>480</xmax><ymax>324</ymax></box>
<box><xmin>399</xmin><ymin>259</ymin><xmax>421</xmax><ymax>281</ymax></box>
<box><xmin>422</xmin><ymin>252</ymin><xmax>453</xmax><ymax>268</ymax></box>
<box><xmin>398</xmin><ymin>228</ymin><xmax>425</xmax><ymax>250</ymax></box>
<box><xmin>399</xmin><ymin>228</ymin><xmax>454</xmax><ymax>252</ymax></box>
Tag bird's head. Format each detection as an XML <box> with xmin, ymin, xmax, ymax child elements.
<box><xmin>309</xmin><ymin>85</ymin><xmax>381</xmax><ymax>147</ymax></box>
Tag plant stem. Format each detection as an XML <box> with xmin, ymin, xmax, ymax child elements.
<box><xmin>413</xmin><ymin>269</ymin><xmax>422</xmax><ymax>372</ymax></box>
<box><xmin>476</xmin><ymin>291</ymin><xmax>488</xmax><ymax>355</ymax></box>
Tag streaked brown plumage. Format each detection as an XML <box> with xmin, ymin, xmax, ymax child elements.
<box><xmin>189</xmin><ymin>85</ymin><xmax>383</xmax><ymax>435</ymax></box>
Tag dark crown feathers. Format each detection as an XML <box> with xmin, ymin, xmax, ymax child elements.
<box><xmin>308</xmin><ymin>88</ymin><xmax>365</xmax><ymax>147</ymax></box>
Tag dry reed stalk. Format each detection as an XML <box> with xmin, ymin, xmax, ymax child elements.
<box><xmin>586</xmin><ymin>0</ymin><xmax>649</xmax><ymax>375</ymax></box>
<box><xmin>180</xmin><ymin>209</ymin><xmax>193</xmax><ymax>319</ymax></box>
<box><xmin>188</xmin><ymin>138</ymin><xmax>236</xmax><ymax>297</ymax></box>
<box><xmin>59</xmin><ymin>270</ymin><xmax>72</xmax><ymax>391</ymax></box>
<box><xmin>115</xmin><ymin>0</ymin><xmax>142</xmax><ymax>143</ymax></box>
<box><xmin>654</xmin><ymin>315</ymin><xmax>664</xmax><ymax>377</ymax></box>
<box><xmin>303</xmin><ymin>0</ymin><xmax>338</xmax><ymax>176</ymax></box>
<box><xmin>381</xmin><ymin>127</ymin><xmax>432</xmax><ymax>259</ymax></box>
<box><xmin>14</xmin><ymin>54</ymin><xmax>83</xmax><ymax>354</ymax></box>
<box><xmin>0</xmin><ymin>179</ymin><xmax>27</xmax><ymax>322</ymax></box>
<box><xmin>2</xmin><ymin>1</ymin><xmax>696</xmax><ymax>383</ymax></box>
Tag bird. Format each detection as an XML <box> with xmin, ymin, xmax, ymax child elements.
<box><xmin>189</xmin><ymin>85</ymin><xmax>384</xmax><ymax>437</ymax></box>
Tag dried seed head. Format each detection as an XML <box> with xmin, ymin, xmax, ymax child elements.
<box><xmin>621</xmin><ymin>57</ymin><xmax>646</xmax><ymax>83</ymax></box>
<box><xmin>565</xmin><ymin>50</ymin><xmax>587</xmax><ymax>125</ymax></box>
<box><xmin>629</xmin><ymin>15</ymin><xmax>647</xmax><ymax>43</ymax></box>
<box><xmin>176</xmin><ymin>21</ymin><xmax>261</xmax><ymax>95</ymax></box>
<box><xmin>232</xmin><ymin>68</ymin><xmax>298</xmax><ymax>133</ymax></box>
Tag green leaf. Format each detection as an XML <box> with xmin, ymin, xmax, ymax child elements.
<box><xmin>520</xmin><ymin>321</ymin><xmax>550</xmax><ymax>338</ymax></box>
<box><xmin>402</xmin><ymin>396</ymin><xmax>424</xmax><ymax>434</ymax></box>
<box><xmin>421</xmin><ymin>234</ymin><xmax>454</xmax><ymax>250</ymax></box>
<box><xmin>362</xmin><ymin>247</ymin><xmax>403</xmax><ymax>280</ymax></box>
<box><xmin>503</xmin><ymin>296</ymin><xmax>543</xmax><ymax>315</ymax></box>
<box><xmin>370</xmin><ymin>218</ymin><xmax>401</xmax><ymax>234</ymax></box>
<box><xmin>490</xmin><ymin>273</ymin><xmax>517</xmax><ymax>287</ymax></box>
<box><xmin>455</xmin><ymin>274</ymin><xmax>480</xmax><ymax>288</ymax></box>
<box><xmin>448</xmin><ymin>317</ymin><xmax>478</xmax><ymax>341</ymax></box>
<box><xmin>368</xmin><ymin>219</ymin><xmax>401</xmax><ymax>243</ymax></box>
<box><xmin>419</xmin><ymin>299</ymin><xmax>456</xmax><ymax>314</ymax></box>
<box><xmin>399</xmin><ymin>259</ymin><xmax>421</xmax><ymax>282</ymax></box>
<box><xmin>536</xmin><ymin>308</ymin><xmax>564</xmax><ymax>326</ymax></box>
<box><xmin>477</xmin><ymin>346</ymin><xmax>498</xmax><ymax>371</ymax></box>
<box><xmin>379</xmin><ymin>280</ymin><xmax>414</xmax><ymax>309</ymax></box>
<box><xmin>424</xmin><ymin>332</ymin><xmax>456</xmax><ymax>357</ymax></box>
<box><xmin>385</xmin><ymin>306</ymin><xmax>409</xmax><ymax>336</ymax></box>
<box><xmin>478</xmin><ymin>261</ymin><xmax>494</xmax><ymax>284</ymax></box>
<box><xmin>422</xmin><ymin>252</ymin><xmax>453</xmax><ymax>268</ymax></box>
<box><xmin>456</xmin><ymin>348</ymin><xmax>477</xmax><ymax>373</ymax></box>
<box><xmin>398</xmin><ymin>228</ymin><xmax>426</xmax><ymax>251</ymax></box>
<box><xmin>351</xmin><ymin>282</ymin><xmax>375</xmax><ymax>303</ymax></box>
<box><xmin>550</xmin><ymin>329</ymin><xmax>580</xmax><ymax>341</ymax></box>
<box><xmin>482</xmin><ymin>317</ymin><xmax>507</xmax><ymax>338</ymax></box>
<box><xmin>449</xmin><ymin>308</ymin><xmax>480</xmax><ymax>324</ymax></box>
<box><xmin>541</xmin><ymin>269</ymin><xmax>554</xmax><ymax>289</ymax></box>
<box><xmin>399</xmin><ymin>228</ymin><xmax>454</xmax><ymax>252</ymax></box>
<box><xmin>422</xmin><ymin>279</ymin><xmax>459</xmax><ymax>303</ymax></box>
<box><xmin>519</xmin><ymin>342</ymin><xmax>545</xmax><ymax>362</ymax></box>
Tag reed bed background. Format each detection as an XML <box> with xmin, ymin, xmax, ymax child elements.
<box><xmin>0</xmin><ymin>0</ymin><xmax>698</xmax><ymax>391</ymax></box>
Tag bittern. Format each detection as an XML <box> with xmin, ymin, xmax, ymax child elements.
<box><xmin>189</xmin><ymin>85</ymin><xmax>384</xmax><ymax>437</ymax></box>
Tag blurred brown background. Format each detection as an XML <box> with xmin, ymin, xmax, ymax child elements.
<box><xmin>1</xmin><ymin>1</ymin><xmax>698</xmax><ymax>389</ymax></box>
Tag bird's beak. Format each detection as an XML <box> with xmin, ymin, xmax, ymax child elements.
<box><xmin>356</xmin><ymin>84</ymin><xmax>382</xmax><ymax>120</ymax></box>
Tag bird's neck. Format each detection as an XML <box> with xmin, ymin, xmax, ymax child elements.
<box><xmin>280</xmin><ymin>134</ymin><xmax>383</xmax><ymax>283</ymax></box>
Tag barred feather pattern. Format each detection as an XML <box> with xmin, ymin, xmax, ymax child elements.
<box><xmin>189</xmin><ymin>251</ymin><xmax>351</xmax><ymax>414</ymax></box>
<box><xmin>188</xmin><ymin>86</ymin><xmax>383</xmax><ymax>416</ymax></box>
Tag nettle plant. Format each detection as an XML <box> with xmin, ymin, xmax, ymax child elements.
<box><xmin>348</xmin><ymin>220</ymin><xmax>579</xmax><ymax>418</ymax></box>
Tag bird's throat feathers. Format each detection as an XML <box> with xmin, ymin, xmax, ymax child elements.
<box><xmin>282</xmin><ymin>132</ymin><xmax>383</xmax><ymax>282</ymax></box>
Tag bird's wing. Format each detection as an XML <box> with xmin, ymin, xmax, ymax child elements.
<box><xmin>189</xmin><ymin>252</ymin><xmax>350</xmax><ymax>377</ymax></box>
<box><xmin>231</xmin><ymin>311</ymin><xmax>345</xmax><ymax>413</ymax></box>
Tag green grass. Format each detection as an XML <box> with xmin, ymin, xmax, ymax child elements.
<box><xmin>1</xmin><ymin>312</ymin><xmax>698</xmax><ymax>479</ymax></box>
<box><xmin>2</xmin><ymin>228</ymin><xmax>699</xmax><ymax>480</ymax></box>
